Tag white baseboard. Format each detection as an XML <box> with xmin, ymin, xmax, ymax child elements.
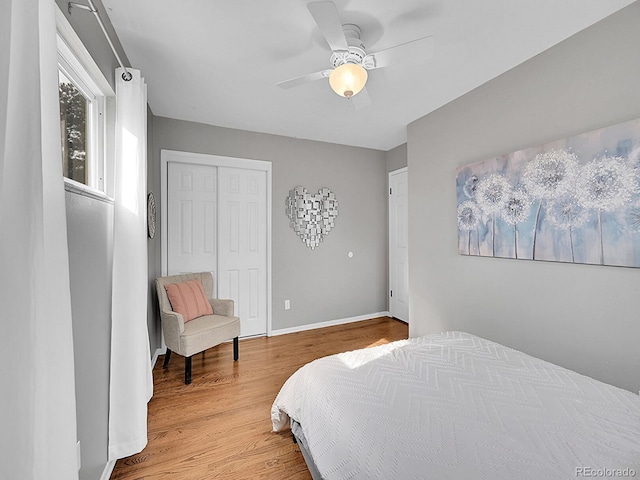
<box><xmin>100</xmin><ymin>460</ymin><xmax>116</xmax><ymax>480</ymax></box>
<box><xmin>270</xmin><ymin>311</ymin><xmax>391</xmax><ymax>336</ymax></box>
<box><xmin>151</xmin><ymin>346</ymin><xmax>166</xmax><ymax>368</ymax></box>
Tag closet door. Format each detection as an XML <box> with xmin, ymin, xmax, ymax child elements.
<box><xmin>167</xmin><ymin>162</ymin><xmax>217</xmax><ymax>281</ymax></box>
<box><xmin>217</xmin><ymin>167</ymin><xmax>268</xmax><ymax>337</ymax></box>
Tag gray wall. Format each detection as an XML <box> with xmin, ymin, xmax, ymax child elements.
<box><xmin>407</xmin><ymin>2</ymin><xmax>640</xmax><ymax>393</ymax></box>
<box><xmin>65</xmin><ymin>192</ymin><xmax>113</xmax><ymax>480</ymax></box>
<box><xmin>153</xmin><ymin>118</ymin><xmax>388</xmax><ymax>331</ymax></box>
<box><xmin>147</xmin><ymin>108</ymin><xmax>162</xmax><ymax>350</ymax></box>
<box><xmin>386</xmin><ymin>143</ymin><xmax>407</xmax><ymax>172</ymax></box>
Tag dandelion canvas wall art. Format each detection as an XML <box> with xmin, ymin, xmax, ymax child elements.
<box><xmin>456</xmin><ymin>117</ymin><xmax>640</xmax><ymax>267</ymax></box>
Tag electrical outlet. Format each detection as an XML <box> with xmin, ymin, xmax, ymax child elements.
<box><xmin>284</xmin><ymin>300</ymin><xmax>290</xmax><ymax>310</ymax></box>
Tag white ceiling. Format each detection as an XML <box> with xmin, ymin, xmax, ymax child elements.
<box><xmin>102</xmin><ymin>0</ymin><xmax>634</xmax><ymax>151</ymax></box>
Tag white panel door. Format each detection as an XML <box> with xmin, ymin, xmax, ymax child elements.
<box><xmin>167</xmin><ymin>162</ymin><xmax>217</xmax><ymax>280</ymax></box>
<box><xmin>389</xmin><ymin>169</ymin><xmax>409</xmax><ymax>322</ymax></box>
<box><xmin>218</xmin><ymin>167</ymin><xmax>267</xmax><ymax>337</ymax></box>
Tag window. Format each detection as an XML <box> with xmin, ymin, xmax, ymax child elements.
<box><xmin>56</xmin><ymin>20</ymin><xmax>113</xmax><ymax>197</ymax></box>
<box><xmin>59</xmin><ymin>69</ymin><xmax>90</xmax><ymax>185</ymax></box>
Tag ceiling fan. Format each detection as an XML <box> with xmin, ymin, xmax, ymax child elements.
<box><xmin>277</xmin><ymin>1</ymin><xmax>435</xmax><ymax>109</ymax></box>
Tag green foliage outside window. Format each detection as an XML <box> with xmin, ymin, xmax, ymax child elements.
<box><xmin>59</xmin><ymin>78</ymin><xmax>88</xmax><ymax>184</ymax></box>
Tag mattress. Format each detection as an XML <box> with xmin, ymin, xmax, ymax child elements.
<box><xmin>271</xmin><ymin>331</ymin><xmax>640</xmax><ymax>480</ymax></box>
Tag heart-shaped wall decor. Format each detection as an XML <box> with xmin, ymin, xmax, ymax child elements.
<box><xmin>286</xmin><ymin>186</ymin><xmax>339</xmax><ymax>249</ymax></box>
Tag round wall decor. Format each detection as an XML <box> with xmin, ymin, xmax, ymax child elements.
<box><xmin>147</xmin><ymin>192</ymin><xmax>156</xmax><ymax>239</ymax></box>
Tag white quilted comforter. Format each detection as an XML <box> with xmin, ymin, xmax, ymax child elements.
<box><xmin>271</xmin><ymin>331</ymin><xmax>640</xmax><ymax>480</ymax></box>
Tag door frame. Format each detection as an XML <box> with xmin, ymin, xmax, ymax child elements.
<box><xmin>388</xmin><ymin>167</ymin><xmax>409</xmax><ymax>323</ymax></box>
<box><xmin>160</xmin><ymin>149</ymin><xmax>273</xmax><ymax>336</ymax></box>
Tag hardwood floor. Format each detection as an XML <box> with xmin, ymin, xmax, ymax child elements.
<box><xmin>110</xmin><ymin>316</ymin><xmax>408</xmax><ymax>480</ymax></box>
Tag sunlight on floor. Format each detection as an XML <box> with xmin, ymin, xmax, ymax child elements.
<box><xmin>367</xmin><ymin>337</ymin><xmax>389</xmax><ymax>348</ymax></box>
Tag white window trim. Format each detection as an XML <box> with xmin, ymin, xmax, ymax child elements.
<box><xmin>56</xmin><ymin>5</ymin><xmax>115</xmax><ymax>200</ymax></box>
<box><xmin>64</xmin><ymin>178</ymin><xmax>114</xmax><ymax>204</ymax></box>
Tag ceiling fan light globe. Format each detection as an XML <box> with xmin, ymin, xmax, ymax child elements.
<box><xmin>329</xmin><ymin>63</ymin><xmax>367</xmax><ymax>98</ymax></box>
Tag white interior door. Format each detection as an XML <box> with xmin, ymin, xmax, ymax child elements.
<box><xmin>389</xmin><ymin>168</ymin><xmax>409</xmax><ymax>322</ymax></box>
<box><xmin>167</xmin><ymin>162</ymin><xmax>217</xmax><ymax>280</ymax></box>
<box><xmin>218</xmin><ymin>167</ymin><xmax>268</xmax><ymax>337</ymax></box>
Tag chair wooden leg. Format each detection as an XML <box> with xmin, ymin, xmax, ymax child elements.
<box><xmin>233</xmin><ymin>337</ymin><xmax>239</xmax><ymax>361</ymax></box>
<box><xmin>185</xmin><ymin>356</ymin><xmax>192</xmax><ymax>384</ymax></box>
<box><xmin>163</xmin><ymin>349</ymin><xmax>172</xmax><ymax>368</ymax></box>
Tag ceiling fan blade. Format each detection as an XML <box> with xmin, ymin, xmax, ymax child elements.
<box><xmin>307</xmin><ymin>1</ymin><xmax>348</xmax><ymax>52</ymax></box>
<box><xmin>366</xmin><ymin>36</ymin><xmax>435</xmax><ymax>70</ymax></box>
<box><xmin>277</xmin><ymin>69</ymin><xmax>332</xmax><ymax>89</ymax></box>
<box><xmin>351</xmin><ymin>86</ymin><xmax>372</xmax><ymax>110</ymax></box>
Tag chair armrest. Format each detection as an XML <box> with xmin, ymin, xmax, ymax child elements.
<box><xmin>159</xmin><ymin>308</ymin><xmax>185</xmax><ymax>349</ymax></box>
<box><xmin>209</xmin><ymin>298</ymin><xmax>235</xmax><ymax>317</ymax></box>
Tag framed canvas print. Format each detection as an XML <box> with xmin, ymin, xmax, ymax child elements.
<box><xmin>456</xmin><ymin>117</ymin><xmax>640</xmax><ymax>267</ymax></box>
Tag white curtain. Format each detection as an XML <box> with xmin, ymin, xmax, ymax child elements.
<box><xmin>0</xmin><ymin>0</ymin><xmax>78</xmax><ymax>479</ymax></box>
<box><xmin>108</xmin><ymin>67</ymin><xmax>153</xmax><ymax>460</ymax></box>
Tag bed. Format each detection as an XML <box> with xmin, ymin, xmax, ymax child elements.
<box><xmin>271</xmin><ymin>331</ymin><xmax>640</xmax><ymax>480</ymax></box>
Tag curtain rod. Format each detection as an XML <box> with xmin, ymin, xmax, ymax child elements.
<box><xmin>67</xmin><ymin>1</ymin><xmax>132</xmax><ymax>81</ymax></box>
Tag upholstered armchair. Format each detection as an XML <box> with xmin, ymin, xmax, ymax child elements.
<box><xmin>155</xmin><ymin>272</ymin><xmax>240</xmax><ymax>384</ymax></box>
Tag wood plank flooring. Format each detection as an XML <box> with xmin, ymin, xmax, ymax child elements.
<box><xmin>110</xmin><ymin>316</ymin><xmax>408</xmax><ymax>480</ymax></box>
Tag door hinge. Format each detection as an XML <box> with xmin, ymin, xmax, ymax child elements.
<box><xmin>389</xmin><ymin>187</ymin><xmax>392</xmax><ymax>195</ymax></box>
<box><xmin>390</xmin><ymin>290</ymin><xmax>393</xmax><ymax>297</ymax></box>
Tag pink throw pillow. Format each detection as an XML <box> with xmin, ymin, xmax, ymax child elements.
<box><xmin>164</xmin><ymin>278</ymin><xmax>213</xmax><ymax>322</ymax></box>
